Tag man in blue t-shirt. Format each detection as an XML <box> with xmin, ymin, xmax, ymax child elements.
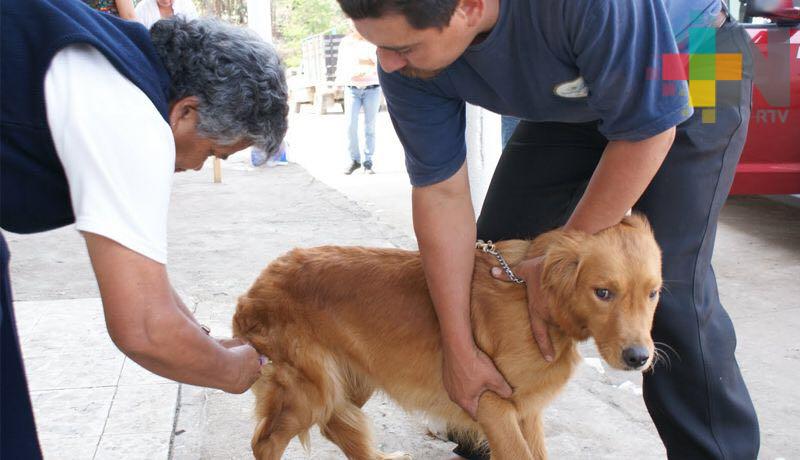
<box><xmin>335</xmin><ymin>0</ymin><xmax>759</xmax><ymax>458</ymax></box>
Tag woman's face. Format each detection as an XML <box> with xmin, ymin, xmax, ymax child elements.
<box><xmin>168</xmin><ymin>97</ymin><xmax>252</xmax><ymax>172</ymax></box>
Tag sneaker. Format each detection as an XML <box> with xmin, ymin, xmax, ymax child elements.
<box><xmin>344</xmin><ymin>160</ymin><xmax>361</xmax><ymax>175</ymax></box>
<box><xmin>364</xmin><ymin>161</ymin><xmax>375</xmax><ymax>175</ymax></box>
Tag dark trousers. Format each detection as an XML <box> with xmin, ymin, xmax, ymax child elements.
<box><xmin>475</xmin><ymin>19</ymin><xmax>759</xmax><ymax>460</ymax></box>
<box><xmin>1</xmin><ymin>233</ymin><xmax>43</xmax><ymax>459</ymax></box>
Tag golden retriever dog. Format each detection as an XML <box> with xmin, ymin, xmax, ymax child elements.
<box><xmin>233</xmin><ymin>214</ymin><xmax>662</xmax><ymax>460</ymax></box>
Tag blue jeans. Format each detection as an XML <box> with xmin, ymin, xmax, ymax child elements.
<box><xmin>345</xmin><ymin>85</ymin><xmax>381</xmax><ymax>165</ymax></box>
<box><xmin>501</xmin><ymin>115</ymin><xmax>520</xmax><ymax>148</ymax></box>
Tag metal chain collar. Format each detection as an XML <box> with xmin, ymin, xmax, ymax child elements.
<box><xmin>475</xmin><ymin>240</ymin><xmax>526</xmax><ymax>285</ymax></box>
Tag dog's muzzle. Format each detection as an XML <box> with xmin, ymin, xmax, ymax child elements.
<box><xmin>622</xmin><ymin>346</ymin><xmax>650</xmax><ymax>369</ymax></box>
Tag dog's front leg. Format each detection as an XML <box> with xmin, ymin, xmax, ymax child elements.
<box><xmin>520</xmin><ymin>412</ymin><xmax>547</xmax><ymax>460</ymax></box>
<box><xmin>476</xmin><ymin>393</ymin><xmax>533</xmax><ymax>460</ymax></box>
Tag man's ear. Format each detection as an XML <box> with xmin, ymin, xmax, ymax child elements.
<box><xmin>168</xmin><ymin>96</ymin><xmax>200</xmax><ymax>130</ymax></box>
<box><xmin>540</xmin><ymin>232</ymin><xmax>584</xmax><ymax>300</ymax></box>
<box><xmin>458</xmin><ymin>0</ymin><xmax>485</xmax><ymax>27</ymax></box>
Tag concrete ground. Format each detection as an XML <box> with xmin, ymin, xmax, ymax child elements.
<box><xmin>6</xmin><ymin>109</ymin><xmax>799</xmax><ymax>459</ymax></box>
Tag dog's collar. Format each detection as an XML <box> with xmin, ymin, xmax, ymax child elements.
<box><xmin>475</xmin><ymin>240</ymin><xmax>526</xmax><ymax>285</ymax></box>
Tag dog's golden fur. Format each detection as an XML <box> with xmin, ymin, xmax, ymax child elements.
<box><xmin>233</xmin><ymin>214</ymin><xmax>662</xmax><ymax>460</ymax></box>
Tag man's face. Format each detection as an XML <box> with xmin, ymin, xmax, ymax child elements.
<box><xmin>353</xmin><ymin>12</ymin><xmax>476</xmax><ymax>79</ymax></box>
<box><xmin>157</xmin><ymin>0</ymin><xmax>174</xmax><ymax>8</ymax></box>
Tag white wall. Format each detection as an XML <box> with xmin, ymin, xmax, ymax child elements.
<box><xmin>465</xmin><ymin>105</ymin><xmax>502</xmax><ymax>218</ymax></box>
<box><xmin>246</xmin><ymin>0</ymin><xmax>272</xmax><ymax>43</ymax></box>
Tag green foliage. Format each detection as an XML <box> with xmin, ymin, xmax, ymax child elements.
<box><xmin>193</xmin><ymin>0</ymin><xmax>248</xmax><ymax>24</ymax></box>
<box><xmin>272</xmin><ymin>0</ymin><xmax>349</xmax><ymax>67</ymax></box>
<box><xmin>154</xmin><ymin>0</ymin><xmax>348</xmax><ymax>66</ymax></box>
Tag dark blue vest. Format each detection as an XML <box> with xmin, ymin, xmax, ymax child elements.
<box><xmin>0</xmin><ymin>0</ymin><xmax>171</xmax><ymax>234</ymax></box>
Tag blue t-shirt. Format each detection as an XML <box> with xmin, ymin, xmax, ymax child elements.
<box><xmin>381</xmin><ymin>0</ymin><xmax>721</xmax><ymax>186</ymax></box>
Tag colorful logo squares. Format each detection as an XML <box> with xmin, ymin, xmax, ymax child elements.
<box><xmin>661</xmin><ymin>27</ymin><xmax>743</xmax><ymax>123</ymax></box>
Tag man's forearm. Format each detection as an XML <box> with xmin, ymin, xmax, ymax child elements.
<box><xmin>412</xmin><ymin>164</ymin><xmax>476</xmax><ymax>353</ymax></box>
<box><xmin>121</xmin><ymin>305</ymin><xmax>240</xmax><ymax>391</ymax></box>
<box><xmin>566</xmin><ymin>127</ymin><xmax>675</xmax><ymax>234</ymax></box>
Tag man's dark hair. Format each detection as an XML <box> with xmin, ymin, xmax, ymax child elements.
<box><xmin>337</xmin><ymin>0</ymin><xmax>460</xmax><ymax>29</ymax></box>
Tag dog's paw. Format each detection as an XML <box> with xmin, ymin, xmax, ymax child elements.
<box><xmin>379</xmin><ymin>451</ymin><xmax>412</xmax><ymax>460</ymax></box>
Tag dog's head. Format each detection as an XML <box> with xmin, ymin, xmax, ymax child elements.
<box><xmin>537</xmin><ymin>214</ymin><xmax>662</xmax><ymax>371</ymax></box>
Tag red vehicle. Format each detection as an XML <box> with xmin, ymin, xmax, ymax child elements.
<box><xmin>730</xmin><ymin>0</ymin><xmax>800</xmax><ymax>194</ymax></box>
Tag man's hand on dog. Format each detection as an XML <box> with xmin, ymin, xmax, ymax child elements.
<box><xmin>442</xmin><ymin>343</ymin><xmax>513</xmax><ymax>419</ymax></box>
<box><xmin>491</xmin><ymin>255</ymin><xmax>555</xmax><ymax>362</ymax></box>
<box><xmin>217</xmin><ymin>337</ymin><xmax>267</xmax><ymax>394</ymax></box>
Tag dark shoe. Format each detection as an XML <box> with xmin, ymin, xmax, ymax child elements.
<box><xmin>449</xmin><ymin>427</ymin><xmax>490</xmax><ymax>460</ymax></box>
<box><xmin>344</xmin><ymin>160</ymin><xmax>361</xmax><ymax>175</ymax></box>
<box><xmin>452</xmin><ymin>441</ymin><xmax>490</xmax><ymax>460</ymax></box>
<box><xmin>364</xmin><ymin>161</ymin><xmax>375</xmax><ymax>174</ymax></box>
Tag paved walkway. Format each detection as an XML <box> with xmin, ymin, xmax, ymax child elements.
<box><xmin>7</xmin><ymin>110</ymin><xmax>799</xmax><ymax>459</ymax></box>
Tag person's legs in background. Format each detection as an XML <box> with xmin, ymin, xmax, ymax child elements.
<box><xmin>500</xmin><ymin>115</ymin><xmax>520</xmax><ymax>150</ymax></box>
<box><xmin>361</xmin><ymin>85</ymin><xmax>381</xmax><ymax>174</ymax></box>
<box><xmin>344</xmin><ymin>86</ymin><xmax>364</xmax><ymax>174</ymax></box>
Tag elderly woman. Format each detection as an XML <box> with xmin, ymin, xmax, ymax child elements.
<box><xmin>0</xmin><ymin>1</ymin><xmax>288</xmax><ymax>458</ymax></box>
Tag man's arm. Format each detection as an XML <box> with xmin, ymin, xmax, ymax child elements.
<box><xmin>413</xmin><ymin>163</ymin><xmax>512</xmax><ymax>418</ymax></box>
<box><xmin>413</xmin><ymin>162</ymin><xmax>476</xmax><ymax>356</ymax></box>
<box><xmin>83</xmin><ymin>232</ymin><xmax>262</xmax><ymax>394</ymax></box>
<box><xmin>566</xmin><ymin>127</ymin><xmax>675</xmax><ymax>233</ymax></box>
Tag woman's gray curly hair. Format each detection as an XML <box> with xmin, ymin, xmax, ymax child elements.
<box><xmin>150</xmin><ymin>17</ymin><xmax>288</xmax><ymax>154</ymax></box>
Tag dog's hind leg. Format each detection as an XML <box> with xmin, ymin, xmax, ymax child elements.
<box><xmin>520</xmin><ymin>412</ymin><xmax>547</xmax><ymax>460</ymax></box>
<box><xmin>475</xmin><ymin>393</ymin><xmax>533</xmax><ymax>460</ymax></box>
<box><xmin>321</xmin><ymin>401</ymin><xmax>411</xmax><ymax>460</ymax></box>
<box><xmin>251</xmin><ymin>378</ymin><xmax>317</xmax><ymax>460</ymax></box>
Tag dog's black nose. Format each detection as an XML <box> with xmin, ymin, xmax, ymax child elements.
<box><xmin>622</xmin><ymin>346</ymin><xmax>650</xmax><ymax>369</ymax></box>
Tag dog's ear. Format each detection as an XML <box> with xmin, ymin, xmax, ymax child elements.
<box><xmin>620</xmin><ymin>213</ymin><xmax>651</xmax><ymax>232</ymax></box>
<box><xmin>540</xmin><ymin>231</ymin><xmax>584</xmax><ymax>300</ymax></box>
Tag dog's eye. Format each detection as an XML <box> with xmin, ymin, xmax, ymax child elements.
<box><xmin>649</xmin><ymin>289</ymin><xmax>659</xmax><ymax>300</ymax></box>
<box><xmin>594</xmin><ymin>288</ymin><xmax>613</xmax><ymax>301</ymax></box>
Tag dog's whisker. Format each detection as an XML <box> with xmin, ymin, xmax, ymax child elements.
<box><xmin>659</xmin><ymin>285</ymin><xmax>673</xmax><ymax>296</ymax></box>
<box><xmin>653</xmin><ymin>347</ymin><xmax>669</xmax><ymax>369</ymax></box>
<box><xmin>653</xmin><ymin>347</ymin><xmax>669</xmax><ymax>364</ymax></box>
<box><xmin>654</xmin><ymin>342</ymin><xmax>681</xmax><ymax>362</ymax></box>
<box><xmin>652</xmin><ymin>345</ymin><xmax>674</xmax><ymax>371</ymax></box>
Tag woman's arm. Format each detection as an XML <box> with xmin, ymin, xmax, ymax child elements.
<box><xmin>114</xmin><ymin>0</ymin><xmax>136</xmax><ymax>20</ymax></box>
